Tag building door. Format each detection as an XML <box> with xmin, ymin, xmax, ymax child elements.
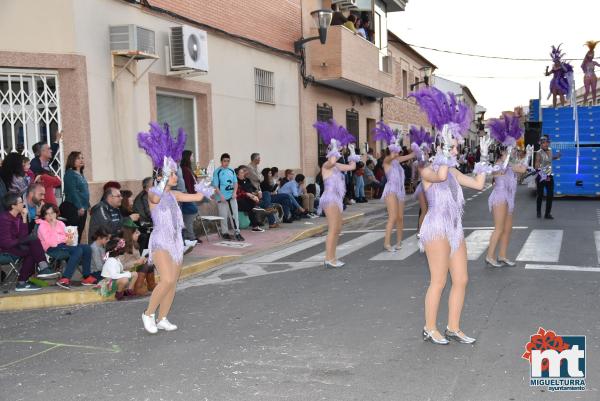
<box><xmin>0</xmin><ymin>69</ymin><xmax>63</xmax><ymax>177</ymax></box>
<box><xmin>366</xmin><ymin>118</ymin><xmax>376</xmax><ymax>154</ymax></box>
<box><xmin>346</xmin><ymin>108</ymin><xmax>359</xmax><ymax>146</ymax></box>
<box><xmin>156</xmin><ymin>92</ymin><xmax>198</xmax><ymax>159</ymax></box>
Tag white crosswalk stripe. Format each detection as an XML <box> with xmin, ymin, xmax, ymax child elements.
<box><xmin>370</xmin><ymin>234</ymin><xmax>420</xmax><ymax>261</ymax></box>
<box><xmin>304</xmin><ymin>232</ymin><xmax>385</xmax><ymax>262</ymax></box>
<box><xmin>248</xmin><ymin>236</ymin><xmax>327</xmax><ymax>263</ymax></box>
<box><xmin>465</xmin><ymin>230</ymin><xmax>493</xmax><ymax>260</ymax></box>
<box><xmin>595</xmin><ymin>231</ymin><xmax>600</xmax><ymax>265</ymax></box>
<box><xmin>516</xmin><ymin>229</ymin><xmax>563</xmax><ymax>263</ymax></box>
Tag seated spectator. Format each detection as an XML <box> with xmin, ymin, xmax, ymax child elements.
<box><xmin>133</xmin><ymin>177</ymin><xmax>153</xmax><ymax>250</ymax></box>
<box><xmin>261</xmin><ymin>167</ymin><xmax>294</xmax><ymax>224</ymax></box>
<box><xmin>119</xmin><ymin>221</ymin><xmax>154</xmax><ymax>296</ymax></box>
<box><xmin>279</xmin><ymin>174</ymin><xmax>316</xmax><ymax>217</ymax></box>
<box><xmin>330</xmin><ymin>4</ymin><xmax>346</xmax><ymax>26</ymax></box>
<box><xmin>89</xmin><ymin>187</ymin><xmax>139</xmax><ymax>239</ymax></box>
<box><xmin>24</xmin><ymin>157</ymin><xmax>35</xmax><ymax>183</ymax></box>
<box><xmin>103</xmin><ymin>181</ymin><xmax>121</xmax><ymax>193</ymax></box>
<box><xmin>280</xmin><ymin>169</ymin><xmax>294</xmax><ymax>187</ymax></box>
<box><xmin>359</xmin><ymin>17</ymin><xmax>372</xmax><ymax>42</ymax></box>
<box><xmin>246</xmin><ymin>153</ymin><xmax>263</xmax><ymax>191</ymax></box>
<box><xmin>354</xmin><ymin>161</ymin><xmax>367</xmax><ymax>203</ymax></box>
<box><xmin>365</xmin><ymin>159</ymin><xmax>383</xmax><ymax>198</ymax></box>
<box><xmin>343</xmin><ymin>14</ymin><xmax>357</xmax><ymax>33</ymax></box>
<box><xmin>90</xmin><ymin>226</ymin><xmax>111</xmax><ymax>281</ymax></box>
<box><xmin>37</xmin><ymin>204</ymin><xmax>96</xmax><ymax>289</ymax></box>
<box><xmin>235</xmin><ymin>166</ymin><xmax>265</xmax><ymax>232</ymax></box>
<box><xmin>37</xmin><ymin>169</ymin><xmax>61</xmax><ymax>206</ymax></box>
<box><xmin>25</xmin><ymin>183</ymin><xmax>45</xmax><ymax>232</ymax></box>
<box><xmin>120</xmin><ymin>190</ymin><xmax>134</xmax><ymax>217</ymax></box>
<box><xmin>0</xmin><ymin>193</ymin><xmax>52</xmax><ymax>292</ymax></box>
<box><xmin>97</xmin><ymin>238</ymin><xmax>137</xmax><ymax>301</ymax></box>
<box><xmin>270</xmin><ymin>167</ymin><xmax>281</xmax><ymax>192</ymax></box>
<box><xmin>30</xmin><ymin>132</ymin><xmax>61</xmax><ymax>175</ymax></box>
<box><xmin>0</xmin><ymin>153</ymin><xmax>28</xmax><ymax>198</ymax></box>
<box><xmin>0</xmin><ymin>179</ymin><xmax>6</xmax><ymax>212</ymax></box>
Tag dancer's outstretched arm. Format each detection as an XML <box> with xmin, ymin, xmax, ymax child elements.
<box><xmin>172</xmin><ymin>191</ymin><xmax>205</xmax><ymax>203</ymax></box>
<box><xmin>395</xmin><ymin>152</ymin><xmax>416</xmax><ymax>163</ymax></box>
<box><xmin>336</xmin><ymin>161</ymin><xmax>357</xmax><ymax>172</ymax></box>
<box><xmin>450</xmin><ymin>168</ymin><xmax>486</xmax><ymax>191</ymax></box>
<box><xmin>419</xmin><ymin>164</ymin><xmax>448</xmax><ymax>183</ymax></box>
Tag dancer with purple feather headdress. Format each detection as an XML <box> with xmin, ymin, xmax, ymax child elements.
<box><xmin>314</xmin><ymin>119</ymin><xmax>359</xmax><ymax>268</ymax></box>
<box><xmin>545</xmin><ymin>44</ymin><xmax>574</xmax><ymax>108</ymax></box>
<box><xmin>408</xmin><ymin>126</ymin><xmax>434</xmax><ymax>238</ymax></box>
<box><xmin>485</xmin><ymin>114</ymin><xmax>532</xmax><ymax>268</ymax></box>
<box><xmin>373</xmin><ymin>120</ymin><xmax>415</xmax><ymax>252</ymax></box>
<box><xmin>409</xmin><ymin>86</ymin><xmax>495</xmax><ymax>345</ymax></box>
<box><xmin>582</xmin><ymin>41</ymin><xmax>600</xmax><ymax>105</ymax></box>
<box><xmin>138</xmin><ymin>122</ymin><xmax>215</xmax><ymax>334</ymax></box>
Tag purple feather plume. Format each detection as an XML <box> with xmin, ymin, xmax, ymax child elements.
<box><xmin>137</xmin><ymin>122</ymin><xmax>188</xmax><ymax>168</ymax></box>
<box><xmin>313</xmin><ymin>119</ymin><xmax>355</xmax><ymax>146</ymax></box>
<box><xmin>409</xmin><ymin>86</ymin><xmax>473</xmax><ymax>139</ymax></box>
<box><xmin>372</xmin><ymin>120</ymin><xmax>395</xmax><ymax>145</ymax></box>
<box><xmin>409</xmin><ymin>126</ymin><xmax>433</xmax><ymax>146</ymax></box>
<box><xmin>487</xmin><ymin>114</ymin><xmax>523</xmax><ymax>147</ymax></box>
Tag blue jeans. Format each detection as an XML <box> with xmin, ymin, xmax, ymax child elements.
<box><xmin>47</xmin><ymin>243</ymin><xmax>92</xmax><ymax>279</ymax></box>
<box><xmin>259</xmin><ymin>191</ymin><xmax>276</xmax><ymax>225</ymax></box>
<box><xmin>354</xmin><ymin>176</ymin><xmax>365</xmax><ymax>199</ymax></box>
<box><xmin>270</xmin><ymin>193</ymin><xmax>292</xmax><ymax>219</ymax></box>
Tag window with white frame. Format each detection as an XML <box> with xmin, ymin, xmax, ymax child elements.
<box><xmin>156</xmin><ymin>92</ymin><xmax>197</xmax><ymax>156</ymax></box>
<box><xmin>254</xmin><ymin>68</ymin><xmax>275</xmax><ymax>104</ymax></box>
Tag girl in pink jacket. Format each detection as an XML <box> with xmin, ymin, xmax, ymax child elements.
<box><xmin>37</xmin><ymin>204</ymin><xmax>96</xmax><ymax>289</ymax></box>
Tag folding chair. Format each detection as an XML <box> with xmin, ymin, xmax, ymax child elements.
<box><xmin>0</xmin><ymin>253</ymin><xmax>22</xmax><ymax>290</ymax></box>
<box><xmin>197</xmin><ymin>216</ymin><xmax>224</xmax><ymax>243</ymax></box>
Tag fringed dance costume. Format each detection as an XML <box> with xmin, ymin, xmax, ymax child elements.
<box><xmin>488</xmin><ymin>166</ymin><xmax>517</xmax><ymax>214</ymax></box>
<box><xmin>382</xmin><ymin>159</ymin><xmax>405</xmax><ymax>201</ymax></box>
<box><xmin>148</xmin><ymin>188</ymin><xmax>185</xmax><ymax>265</ymax></box>
<box><xmin>317</xmin><ymin>167</ymin><xmax>345</xmax><ymax>215</ymax></box>
<box><xmin>418</xmin><ymin>158</ymin><xmax>465</xmax><ymax>255</ymax></box>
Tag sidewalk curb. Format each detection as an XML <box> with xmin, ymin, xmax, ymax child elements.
<box><xmin>0</xmin><ymin>209</ymin><xmax>374</xmax><ymax>312</ymax></box>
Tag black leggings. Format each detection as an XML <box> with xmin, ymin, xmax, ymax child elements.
<box><xmin>237</xmin><ymin>197</ymin><xmax>260</xmax><ymax>227</ymax></box>
<box><xmin>536</xmin><ymin>176</ymin><xmax>554</xmax><ymax>216</ymax></box>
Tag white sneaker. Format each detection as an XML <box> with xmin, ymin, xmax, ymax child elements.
<box><xmin>184</xmin><ymin>239</ymin><xmax>197</xmax><ymax>247</ymax></box>
<box><xmin>349</xmin><ymin>199</ymin><xmax>356</xmax><ymax>204</ymax></box>
<box><xmin>156</xmin><ymin>317</ymin><xmax>178</xmax><ymax>331</ymax></box>
<box><xmin>142</xmin><ymin>313</ymin><xmax>158</xmax><ymax>334</ymax></box>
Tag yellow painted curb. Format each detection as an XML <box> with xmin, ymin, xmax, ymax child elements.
<box><xmin>0</xmin><ymin>212</ymin><xmax>366</xmax><ymax>312</ymax></box>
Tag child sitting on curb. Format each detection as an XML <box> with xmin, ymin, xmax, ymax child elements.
<box><xmin>90</xmin><ymin>227</ymin><xmax>111</xmax><ymax>281</ymax></box>
<box><xmin>97</xmin><ymin>238</ymin><xmax>137</xmax><ymax>300</ymax></box>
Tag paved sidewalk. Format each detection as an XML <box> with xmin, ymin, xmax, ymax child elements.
<box><xmin>0</xmin><ymin>200</ymin><xmax>387</xmax><ymax>312</ymax></box>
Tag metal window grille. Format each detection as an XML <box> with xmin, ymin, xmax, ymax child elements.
<box><xmin>0</xmin><ymin>70</ymin><xmax>63</xmax><ymax>178</ymax></box>
<box><xmin>254</xmin><ymin>68</ymin><xmax>274</xmax><ymax>104</ymax></box>
<box><xmin>346</xmin><ymin>109</ymin><xmax>359</xmax><ymax>143</ymax></box>
<box><xmin>317</xmin><ymin>104</ymin><xmax>333</xmax><ymax>161</ymax></box>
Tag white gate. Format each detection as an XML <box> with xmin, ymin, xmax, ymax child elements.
<box><xmin>0</xmin><ymin>69</ymin><xmax>63</xmax><ymax>179</ymax></box>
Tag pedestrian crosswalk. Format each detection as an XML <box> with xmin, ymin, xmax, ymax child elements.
<box><xmin>183</xmin><ymin>227</ymin><xmax>600</xmax><ymax>288</ymax></box>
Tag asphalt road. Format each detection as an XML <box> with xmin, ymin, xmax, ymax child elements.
<box><xmin>1</xmin><ymin>184</ymin><xmax>599</xmax><ymax>401</ymax></box>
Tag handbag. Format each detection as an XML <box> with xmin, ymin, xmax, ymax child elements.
<box><xmin>180</xmin><ymin>202</ymin><xmax>198</xmax><ymax>215</ymax></box>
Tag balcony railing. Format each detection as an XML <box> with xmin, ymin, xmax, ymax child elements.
<box><xmin>305</xmin><ymin>25</ymin><xmax>394</xmax><ymax>98</ymax></box>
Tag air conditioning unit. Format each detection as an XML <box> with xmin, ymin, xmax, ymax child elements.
<box><xmin>332</xmin><ymin>0</ymin><xmax>358</xmax><ymax>10</ymax></box>
<box><xmin>169</xmin><ymin>25</ymin><xmax>208</xmax><ymax>72</ymax></box>
<box><xmin>109</xmin><ymin>24</ymin><xmax>156</xmax><ymax>55</ymax></box>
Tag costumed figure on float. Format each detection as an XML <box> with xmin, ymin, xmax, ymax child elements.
<box><xmin>410</xmin><ymin>86</ymin><xmax>495</xmax><ymax>345</ymax></box>
<box><xmin>545</xmin><ymin>44</ymin><xmax>574</xmax><ymax>108</ymax></box>
<box><xmin>581</xmin><ymin>40</ymin><xmax>600</xmax><ymax>105</ymax></box>
<box><xmin>314</xmin><ymin>119</ymin><xmax>359</xmax><ymax>268</ymax></box>
<box><xmin>138</xmin><ymin>122</ymin><xmax>215</xmax><ymax>334</ymax></box>
<box><xmin>485</xmin><ymin>114</ymin><xmax>533</xmax><ymax>267</ymax></box>
<box><xmin>373</xmin><ymin>121</ymin><xmax>415</xmax><ymax>252</ymax></box>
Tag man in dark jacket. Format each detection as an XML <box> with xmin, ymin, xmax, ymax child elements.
<box><xmin>132</xmin><ymin>177</ymin><xmax>153</xmax><ymax>250</ymax></box>
<box><xmin>0</xmin><ymin>193</ymin><xmax>56</xmax><ymax>291</ymax></box>
<box><xmin>30</xmin><ymin>132</ymin><xmax>62</xmax><ymax>175</ymax></box>
<box><xmin>89</xmin><ymin>187</ymin><xmax>139</xmax><ymax>239</ymax></box>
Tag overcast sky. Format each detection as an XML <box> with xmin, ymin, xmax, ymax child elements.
<box><xmin>388</xmin><ymin>0</ymin><xmax>600</xmax><ymax>117</ymax></box>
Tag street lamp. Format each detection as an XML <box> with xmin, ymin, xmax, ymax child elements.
<box><xmin>410</xmin><ymin>66</ymin><xmax>432</xmax><ymax>91</ymax></box>
<box><xmin>294</xmin><ymin>10</ymin><xmax>333</xmax><ymax>53</ymax></box>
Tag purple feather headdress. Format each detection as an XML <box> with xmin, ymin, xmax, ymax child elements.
<box><xmin>409</xmin><ymin>86</ymin><xmax>472</xmax><ymax>142</ymax></box>
<box><xmin>137</xmin><ymin>122</ymin><xmax>187</xmax><ymax>192</ymax></box>
<box><xmin>487</xmin><ymin>114</ymin><xmax>523</xmax><ymax>147</ymax></box>
<box><xmin>550</xmin><ymin>44</ymin><xmax>564</xmax><ymax>63</ymax></box>
<box><xmin>372</xmin><ymin>120</ymin><xmax>402</xmax><ymax>153</ymax></box>
<box><xmin>313</xmin><ymin>119</ymin><xmax>355</xmax><ymax>146</ymax></box>
<box><xmin>409</xmin><ymin>126</ymin><xmax>433</xmax><ymax>147</ymax></box>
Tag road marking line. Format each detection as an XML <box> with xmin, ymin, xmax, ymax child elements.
<box><xmin>341</xmin><ymin>226</ymin><xmax>528</xmax><ymax>234</ymax></box>
<box><xmin>248</xmin><ymin>236</ymin><xmax>327</xmax><ymax>263</ymax></box>
<box><xmin>525</xmin><ymin>264</ymin><xmax>600</xmax><ymax>272</ymax></box>
<box><xmin>465</xmin><ymin>230</ymin><xmax>493</xmax><ymax>260</ymax></box>
<box><xmin>595</xmin><ymin>231</ymin><xmax>600</xmax><ymax>265</ymax></box>
<box><xmin>370</xmin><ymin>234</ymin><xmax>420</xmax><ymax>261</ymax></box>
<box><xmin>516</xmin><ymin>229</ymin><xmax>563</xmax><ymax>262</ymax></box>
<box><xmin>304</xmin><ymin>232</ymin><xmax>385</xmax><ymax>262</ymax></box>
